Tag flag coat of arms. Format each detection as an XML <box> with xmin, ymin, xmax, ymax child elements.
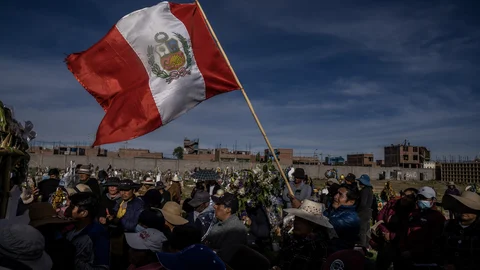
<box><xmin>66</xmin><ymin>1</ymin><xmax>239</xmax><ymax>146</ymax></box>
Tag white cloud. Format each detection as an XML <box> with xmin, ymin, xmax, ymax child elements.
<box><xmin>1</xmin><ymin>0</ymin><xmax>479</xmax><ymax>162</ymax></box>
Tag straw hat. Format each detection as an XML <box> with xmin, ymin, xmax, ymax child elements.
<box><xmin>447</xmin><ymin>182</ymin><xmax>455</xmax><ymax>186</ymax></box>
<box><xmin>284</xmin><ymin>200</ymin><xmax>333</xmax><ymax>228</ymax></box>
<box><xmin>66</xmin><ymin>183</ymin><xmax>92</xmax><ymax>196</ymax></box>
<box><xmin>142</xmin><ymin>177</ymin><xmax>155</xmax><ymax>185</ymax></box>
<box><xmin>172</xmin><ymin>174</ymin><xmax>181</xmax><ymax>182</ymax></box>
<box><xmin>443</xmin><ymin>191</ymin><xmax>480</xmax><ymax>211</ymax></box>
<box><xmin>77</xmin><ymin>165</ymin><xmax>91</xmax><ymax>175</ymax></box>
<box><xmin>160</xmin><ymin>202</ymin><xmax>188</xmax><ymax>225</ymax></box>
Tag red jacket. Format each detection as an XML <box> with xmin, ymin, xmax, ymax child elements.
<box><xmin>401</xmin><ymin>206</ymin><xmax>445</xmax><ymax>262</ymax></box>
<box><xmin>376</xmin><ymin>199</ymin><xmax>404</xmax><ymax>240</ymax></box>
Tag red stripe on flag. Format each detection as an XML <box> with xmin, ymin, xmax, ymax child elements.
<box><xmin>170</xmin><ymin>3</ymin><xmax>240</xmax><ymax>99</ymax></box>
<box><xmin>66</xmin><ymin>26</ymin><xmax>161</xmax><ymax>146</ymax></box>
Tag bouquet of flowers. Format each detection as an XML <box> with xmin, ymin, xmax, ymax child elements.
<box><xmin>224</xmin><ymin>161</ymin><xmax>284</xmax><ymax>242</ymax></box>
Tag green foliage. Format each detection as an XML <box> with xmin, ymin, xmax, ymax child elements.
<box><xmin>147</xmin><ymin>45</ymin><xmax>169</xmax><ymax>79</ymax></box>
<box><xmin>172</xmin><ymin>146</ymin><xmax>184</xmax><ymax>160</ymax></box>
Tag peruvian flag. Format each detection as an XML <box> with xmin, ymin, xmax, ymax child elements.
<box><xmin>66</xmin><ymin>2</ymin><xmax>239</xmax><ymax>146</ymax></box>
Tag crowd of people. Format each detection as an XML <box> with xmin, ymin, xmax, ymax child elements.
<box><xmin>1</xmin><ymin>165</ymin><xmax>479</xmax><ymax>270</ymax></box>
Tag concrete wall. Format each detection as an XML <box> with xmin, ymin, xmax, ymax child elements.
<box><xmin>29</xmin><ymin>154</ymin><xmax>436</xmax><ymax>180</ymax></box>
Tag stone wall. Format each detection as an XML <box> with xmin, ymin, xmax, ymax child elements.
<box><xmin>29</xmin><ymin>154</ymin><xmax>436</xmax><ymax>180</ymax></box>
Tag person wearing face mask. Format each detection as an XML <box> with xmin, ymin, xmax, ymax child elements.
<box><xmin>397</xmin><ymin>186</ymin><xmax>445</xmax><ymax>269</ymax></box>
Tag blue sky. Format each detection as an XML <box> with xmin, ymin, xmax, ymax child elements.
<box><xmin>1</xmin><ymin>0</ymin><xmax>479</xmax><ymax>160</ymax></box>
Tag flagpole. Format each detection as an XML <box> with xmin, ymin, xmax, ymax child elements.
<box><xmin>194</xmin><ymin>0</ymin><xmax>294</xmax><ymax>197</ymax></box>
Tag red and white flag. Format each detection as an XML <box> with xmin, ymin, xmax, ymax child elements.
<box><xmin>66</xmin><ymin>1</ymin><xmax>239</xmax><ymax>146</ymax></box>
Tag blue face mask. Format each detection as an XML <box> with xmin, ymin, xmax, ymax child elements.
<box><xmin>135</xmin><ymin>225</ymin><xmax>146</xmax><ymax>233</ymax></box>
<box><xmin>417</xmin><ymin>200</ymin><xmax>432</xmax><ymax>210</ymax></box>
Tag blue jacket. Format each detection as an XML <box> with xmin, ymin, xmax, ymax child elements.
<box><xmin>324</xmin><ymin>205</ymin><xmax>360</xmax><ymax>249</ymax></box>
<box><xmin>187</xmin><ymin>206</ymin><xmax>215</xmax><ymax>237</ymax></box>
<box><xmin>113</xmin><ymin>197</ymin><xmax>144</xmax><ymax>232</ymax></box>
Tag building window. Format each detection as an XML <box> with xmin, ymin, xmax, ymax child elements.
<box><xmin>413</xmin><ymin>147</ymin><xmax>418</xmax><ymax>152</ymax></box>
<box><xmin>403</xmin><ymin>155</ymin><xmax>409</xmax><ymax>161</ymax></box>
<box><xmin>403</xmin><ymin>146</ymin><xmax>408</xmax><ymax>151</ymax></box>
<box><xmin>413</xmin><ymin>155</ymin><xmax>418</xmax><ymax>160</ymax></box>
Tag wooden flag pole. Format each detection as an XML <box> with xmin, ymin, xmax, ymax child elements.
<box><xmin>195</xmin><ymin>0</ymin><xmax>294</xmax><ymax>197</ymax></box>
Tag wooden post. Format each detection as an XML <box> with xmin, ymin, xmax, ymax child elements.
<box><xmin>194</xmin><ymin>0</ymin><xmax>294</xmax><ymax>196</ymax></box>
<box><xmin>0</xmin><ymin>155</ymin><xmax>12</xmax><ymax>219</ymax></box>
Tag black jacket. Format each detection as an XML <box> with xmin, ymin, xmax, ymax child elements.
<box><xmin>81</xmin><ymin>178</ymin><xmax>101</xmax><ymax>198</ymax></box>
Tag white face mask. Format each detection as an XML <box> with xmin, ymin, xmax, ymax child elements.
<box><xmin>417</xmin><ymin>200</ymin><xmax>432</xmax><ymax>209</ymax></box>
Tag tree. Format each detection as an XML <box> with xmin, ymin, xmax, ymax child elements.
<box><xmin>173</xmin><ymin>146</ymin><xmax>184</xmax><ymax>160</ymax></box>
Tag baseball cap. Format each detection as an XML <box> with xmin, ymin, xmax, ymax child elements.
<box><xmin>156</xmin><ymin>244</ymin><xmax>225</xmax><ymax>270</ymax></box>
<box><xmin>418</xmin><ymin>186</ymin><xmax>436</xmax><ymax>199</ymax></box>
<box><xmin>215</xmin><ymin>192</ymin><xmax>239</xmax><ymax>214</ymax></box>
<box><xmin>125</xmin><ymin>228</ymin><xmax>167</xmax><ymax>252</ymax></box>
<box><xmin>188</xmin><ymin>191</ymin><xmax>211</xmax><ymax>208</ymax></box>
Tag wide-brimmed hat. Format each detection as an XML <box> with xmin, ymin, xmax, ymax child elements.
<box><xmin>292</xmin><ymin>168</ymin><xmax>306</xmax><ymax>179</ymax></box>
<box><xmin>28</xmin><ymin>202</ymin><xmax>73</xmax><ymax>228</ymax></box>
<box><xmin>188</xmin><ymin>191</ymin><xmax>210</xmax><ymax>208</ymax></box>
<box><xmin>77</xmin><ymin>165</ymin><xmax>91</xmax><ymax>175</ymax></box>
<box><xmin>326</xmin><ymin>178</ymin><xmax>339</xmax><ymax>185</ymax></box>
<box><xmin>160</xmin><ymin>202</ymin><xmax>188</xmax><ymax>225</ymax></box>
<box><xmin>0</xmin><ymin>224</ymin><xmax>53</xmax><ymax>270</ymax></box>
<box><xmin>103</xmin><ymin>177</ymin><xmax>121</xmax><ymax>187</ymax></box>
<box><xmin>142</xmin><ymin>177</ymin><xmax>155</xmax><ymax>185</ymax></box>
<box><xmin>443</xmin><ymin>191</ymin><xmax>480</xmax><ymax>211</ymax></box>
<box><xmin>356</xmin><ymin>174</ymin><xmax>372</xmax><ymax>187</ymax></box>
<box><xmin>284</xmin><ymin>200</ymin><xmax>333</xmax><ymax>228</ymax></box>
<box><xmin>125</xmin><ymin>228</ymin><xmax>167</xmax><ymax>252</ymax></box>
<box><xmin>118</xmin><ymin>179</ymin><xmax>142</xmax><ymax>191</ymax></box>
<box><xmin>191</xmin><ymin>170</ymin><xmax>219</xmax><ymax>182</ymax></box>
<box><xmin>171</xmin><ymin>174</ymin><xmax>181</xmax><ymax>182</ymax></box>
<box><xmin>66</xmin><ymin>183</ymin><xmax>92</xmax><ymax>196</ymax></box>
<box><xmin>447</xmin><ymin>181</ymin><xmax>455</xmax><ymax>186</ymax></box>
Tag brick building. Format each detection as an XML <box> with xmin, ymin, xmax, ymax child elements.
<box><xmin>384</xmin><ymin>143</ymin><xmax>430</xmax><ymax>168</ymax></box>
<box><xmin>264</xmin><ymin>148</ymin><xmax>294</xmax><ymax>165</ymax></box>
<box><xmin>28</xmin><ymin>144</ymin><xmax>163</xmax><ymax>159</ymax></box>
<box><xmin>347</xmin><ymin>154</ymin><xmax>374</xmax><ymax>167</ymax></box>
